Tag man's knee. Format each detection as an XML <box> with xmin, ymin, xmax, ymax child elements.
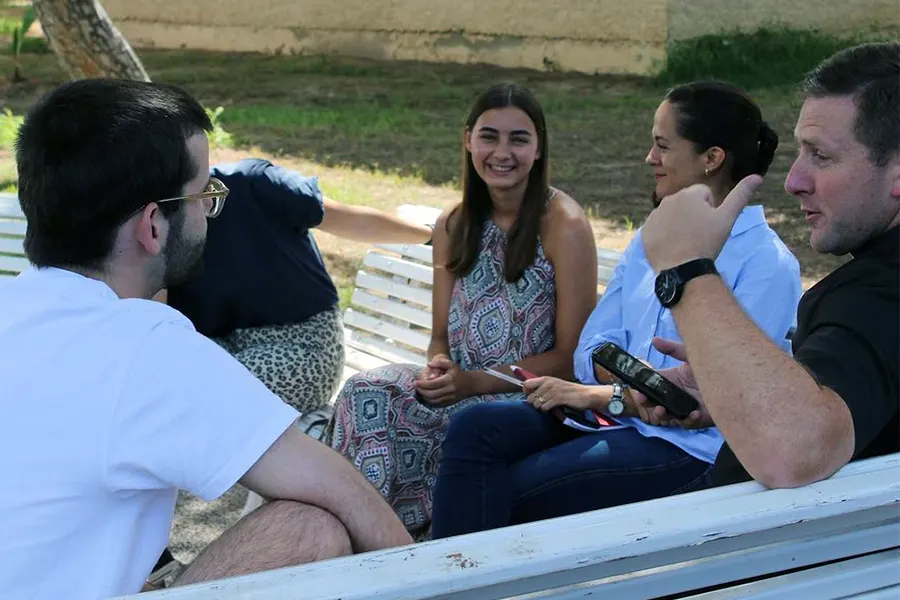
<box><xmin>255</xmin><ymin>500</ymin><xmax>352</xmax><ymax>560</ymax></box>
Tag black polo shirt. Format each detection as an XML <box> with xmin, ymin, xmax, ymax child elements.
<box><xmin>167</xmin><ymin>159</ymin><xmax>338</xmax><ymax>339</ymax></box>
<box><xmin>708</xmin><ymin>226</ymin><xmax>899</xmax><ymax>486</ymax></box>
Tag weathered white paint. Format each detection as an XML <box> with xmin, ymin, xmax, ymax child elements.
<box><xmin>118</xmin><ymin>454</ymin><xmax>900</xmax><ymax>599</ymax></box>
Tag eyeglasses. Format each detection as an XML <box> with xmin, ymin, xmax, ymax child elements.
<box><xmin>155</xmin><ymin>177</ymin><xmax>229</xmax><ymax>218</ymax></box>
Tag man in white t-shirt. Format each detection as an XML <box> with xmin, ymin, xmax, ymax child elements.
<box><xmin>0</xmin><ymin>79</ymin><xmax>413</xmax><ymax>600</ymax></box>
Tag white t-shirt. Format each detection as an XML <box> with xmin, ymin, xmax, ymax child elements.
<box><xmin>0</xmin><ymin>267</ymin><xmax>300</xmax><ymax>600</ymax></box>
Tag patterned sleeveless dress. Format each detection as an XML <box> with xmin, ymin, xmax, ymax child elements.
<box><xmin>326</xmin><ymin>218</ymin><xmax>557</xmax><ymax>537</ymax></box>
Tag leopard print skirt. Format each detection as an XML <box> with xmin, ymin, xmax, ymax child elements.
<box><xmin>214</xmin><ymin>306</ymin><xmax>345</xmax><ymax>414</ymax></box>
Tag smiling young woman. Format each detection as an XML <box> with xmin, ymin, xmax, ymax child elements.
<box><xmin>325</xmin><ymin>83</ymin><xmax>598</xmax><ymax>539</ymax></box>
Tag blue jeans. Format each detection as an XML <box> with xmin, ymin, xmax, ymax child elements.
<box><xmin>432</xmin><ymin>400</ymin><xmax>711</xmax><ymax>539</ymax></box>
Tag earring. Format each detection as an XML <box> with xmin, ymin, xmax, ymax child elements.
<box><xmin>704</xmin><ymin>168</ymin><xmax>710</xmax><ymax>176</ymax></box>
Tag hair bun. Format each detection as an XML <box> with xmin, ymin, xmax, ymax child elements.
<box><xmin>755</xmin><ymin>121</ymin><xmax>779</xmax><ymax>175</ymax></box>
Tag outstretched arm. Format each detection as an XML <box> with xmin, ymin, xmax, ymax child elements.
<box><xmin>318</xmin><ymin>198</ymin><xmax>433</xmax><ymax>244</ymax></box>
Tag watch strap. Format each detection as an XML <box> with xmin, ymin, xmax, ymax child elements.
<box><xmin>674</xmin><ymin>258</ymin><xmax>718</xmax><ymax>283</ymax></box>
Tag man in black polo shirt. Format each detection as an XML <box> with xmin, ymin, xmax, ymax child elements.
<box><xmin>633</xmin><ymin>41</ymin><xmax>898</xmax><ymax>489</ymax></box>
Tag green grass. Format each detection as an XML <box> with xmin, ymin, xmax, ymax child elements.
<box><xmin>0</xmin><ymin>16</ymin><xmax>19</xmax><ymax>35</ymax></box>
<box><xmin>0</xmin><ymin>108</ymin><xmax>22</xmax><ymax>152</ymax></box>
<box><xmin>656</xmin><ymin>26</ymin><xmax>894</xmax><ymax>89</ymax></box>
<box><xmin>220</xmin><ymin>104</ymin><xmax>439</xmax><ymax>138</ymax></box>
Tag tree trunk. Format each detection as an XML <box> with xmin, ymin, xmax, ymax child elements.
<box><xmin>32</xmin><ymin>0</ymin><xmax>150</xmax><ymax>81</ymax></box>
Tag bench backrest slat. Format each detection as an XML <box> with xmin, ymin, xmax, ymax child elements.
<box><xmin>0</xmin><ymin>236</ymin><xmax>24</xmax><ymax>256</ymax></box>
<box><xmin>351</xmin><ymin>289</ymin><xmax>432</xmax><ymax>329</ymax></box>
<box><xmin>0</xmin><ymin>254</ymin><xmax>29</xmax><ymax>276</ymax></box>
<box><xmin>0</xmin><ymin>193</ymin><xmax>23</xmax><ymax>220</ymax></box>
<box><xmin>355</xmin><ymin>271</ymin><xmax>432</xmax><ymax>308</ymax></box>
<box><xmin>0</xmin><ymin>219</ymin><xmax>27</xmax><ymax>238</ymax></box>
<box><xmin>363</xmin><ymin>252</ymin><xmax>434</xmax><ymax>285</ymax></box>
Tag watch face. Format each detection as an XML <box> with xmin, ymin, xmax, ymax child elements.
<box><xmin>655</xmin><ymin>270</ymin><xmax>679</xmax><ymax>305</ymax></box>
<box><xmin>608</xmin><ymin>398</ymin><xmax>625</xmax><ymax>416</ymax></box>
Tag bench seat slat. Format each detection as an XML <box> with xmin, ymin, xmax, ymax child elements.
<box><xmin>341</xmin><ymin>337</ymin><xmax>394</xmax><ymax>373</ymax></box>
<box><xmin>343</xmin><ymin>328</ymin><xmax>427</xmax><ymax>367</ymax></box>
<box><xmin>682</xmin><ymin>547</ymin><xmax>900</xmax><ymax>599</ymax></box>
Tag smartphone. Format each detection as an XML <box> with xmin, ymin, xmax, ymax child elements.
<box><xmin>590</xmin><ymin>342</ymin><xmax>698</xmax><ymax>419</ymax></box>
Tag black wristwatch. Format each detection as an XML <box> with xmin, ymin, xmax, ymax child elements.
<box><xmin>654</xmin><ymin>258</ymin><xmax>719</xmax><ymax>308</ymax></box>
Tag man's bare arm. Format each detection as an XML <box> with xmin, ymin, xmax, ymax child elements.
<box><xmin>670</xmin><ymin>275</ymin><xmax>854</xmax><ymax>488</ymax></box>
<box><xmin>318</xmin><ymin>198</ymin><xmax>432</xmax><ymax>244</ymax></box>
<box><xmin>239</xmin><ymin>426</ymin><xmax>413</xmax><ymax>552</ymax></box>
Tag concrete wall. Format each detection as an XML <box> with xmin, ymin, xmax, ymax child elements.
<box><xmin>102</xmin><ymin>0</ymin><xmax>899</xmax><ymax>76</ymax></box>
<box><xmin>667</xmin><ymin>0</ymin><xmax>899</xmax><ymax>41</ymax></box>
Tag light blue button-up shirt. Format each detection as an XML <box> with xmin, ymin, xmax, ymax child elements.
<box><xmin>574</xmin><ymin>205</ymin><xmax>802</xmax><ymax>463</ymax></box>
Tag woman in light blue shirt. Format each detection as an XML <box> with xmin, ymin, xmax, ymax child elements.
<box><xmin>431</xmin><ymin>81</ymin><xmax>803</xmax><ymax>538</ymax></box>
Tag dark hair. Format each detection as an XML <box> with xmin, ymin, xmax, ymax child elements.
<box><xmin>801</xmin><ymin>41</ymin><xmax>899</xmax><ymax>167</ymax></box>
<box><xmin>446</xmin><ymin>84</ymin><xmax>550</xmax><ymax>283</ymax></box>
<box><xmin>665</xmin><ymin>81</ymin><xmax>778</xmax><ymax>185</ymax></box>
<box><xmin>15</xmin><ymin>78</ymin><xmax>213</xmax><ymax>269</ymax></box>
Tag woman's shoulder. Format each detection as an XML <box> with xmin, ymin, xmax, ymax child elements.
<box><xmin>541</xmin><ymin>188</ymin><xmax>595</xmax><ymax>259</ymax></box>
<box><xmin>544</xmin><ymin>188</ymin><xmax>588</xmax><ymax>226</ymax></box>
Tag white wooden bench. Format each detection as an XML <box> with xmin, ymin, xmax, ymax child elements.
<box><xmin>119</xmin><ymin>453</ymin><xmax>900</xmax><ymax>599</ymax></box>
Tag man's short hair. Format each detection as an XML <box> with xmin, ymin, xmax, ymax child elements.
<box><xmin>801</xmin><ymin>41</ymin><xmax>900</xmax><ymax>166</ymax></box>
<box><xmin>15</xmin><ymin>79</ymin><xmax>213</xmax><ymax>270</ymax></box>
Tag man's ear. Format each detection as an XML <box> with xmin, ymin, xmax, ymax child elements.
<box><xmin>133</xmin><ymin>203</ymin><xmax>166</xmax><ymax>256</ymax></box>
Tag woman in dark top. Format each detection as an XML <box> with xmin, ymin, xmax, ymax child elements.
<box><xmin>163</xmin><ymin>158</ymin><xmax>431</xmax><ymax>414</ymax></box>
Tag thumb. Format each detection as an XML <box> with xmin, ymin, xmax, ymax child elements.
<box><xmin>651</xmin><ymin>337</ymin><xmax>688</xmax><ymax>362</ymax></box>
<box><xmin>428</xmin><ymin>355</ymin><xmax>453</xmax><ymax>369</ymax></box>
<box><xmin>718</xmin><ymin>174</ymin><xmax>763</xmax><ymax>223</ymax></box>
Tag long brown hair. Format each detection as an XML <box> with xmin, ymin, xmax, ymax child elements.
<box><xmin>446</xmin><ymin>84</ymin><xmax>550</xmax><ymax>283</ymax></box>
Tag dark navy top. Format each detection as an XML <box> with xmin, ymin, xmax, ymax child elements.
<box><xmin>167</xmin><ymin>158</ymin><xmax>338</xmax><ymax>338</ymax></box>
